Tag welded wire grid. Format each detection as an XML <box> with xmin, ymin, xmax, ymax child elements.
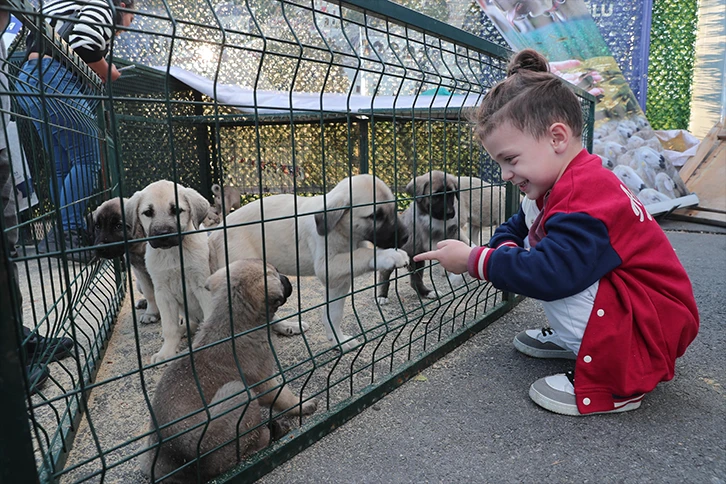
<box><xmin>0</xmin><ymin>0</ymin><xmax>126</xmax><ymax>482</ymax></box>
<box><xmin>0</xmin><ymin>1</ymin><xmax>595</xmax><ymax>483</ymax></box>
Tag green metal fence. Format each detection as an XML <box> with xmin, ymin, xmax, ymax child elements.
<box><xmin>0</xmin><ymin>1</ymin><xmax>595</xmax><ymax>482</ymax></box>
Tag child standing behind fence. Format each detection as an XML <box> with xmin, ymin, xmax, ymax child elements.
<box><xmin>14</xmin><ymin>0</ymin><xmax>135</xmax><ymax>261</ymax></box>
<box><xmin>415</xmin><ymin>49</ymin><xmax>699</xmax><ymax>416</ymax></box>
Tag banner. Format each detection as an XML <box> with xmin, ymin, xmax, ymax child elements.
<box><xmin>475</xmin><ymin>0</ymin><xmax>697</xmax><ymax>215</ymax></box>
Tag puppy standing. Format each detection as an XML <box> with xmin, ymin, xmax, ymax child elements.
<box><xmin>456</xmin><ymin>175</ymin><xmax>504</xmax><ymax>246</ymax></box>
<box><xmin>209</xmin><ymin>174</ymin><xmax>409</xmax><ymax>351</ymax></box>
<box><xmin>125</xmin><ymin>180</ymin><xmax>214</xmax><ymax>364</ymax></box>
<box><xmin>377</xmin><ymin>171</ymin><xmax>467</xmax><ymax>303</ymax></box>
<box><xmin>142</xmin><ymin>260</ymin><xmax>317</xmax><ymax>483</ymax></box>
<box><xmin>87</xmin><ymin>198</ymin><xmax>160</xmax><ymax>324</ymax></box>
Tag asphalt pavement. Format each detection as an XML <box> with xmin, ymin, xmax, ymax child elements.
<box><xmin>259</xmin><ymin>219</ymin><xmax>726</xmax><ymax>484</ymax></box>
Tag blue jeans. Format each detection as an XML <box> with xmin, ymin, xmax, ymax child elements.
<box><xmin>16</xmin><ymin>58</ymin><xmax>101</xmax><ymax>232</ymax></box>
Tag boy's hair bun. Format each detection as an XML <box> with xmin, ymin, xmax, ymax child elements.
<box><xmin>507</xmin><ymin>49</ymin><xmax>549</xmax><ymax>76</ymax></box>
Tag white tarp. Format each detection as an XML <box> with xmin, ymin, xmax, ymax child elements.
<box><xmin>157</xmin><ymin>66</ymin><xmax>482</xmax><ymax>115</ymax></box>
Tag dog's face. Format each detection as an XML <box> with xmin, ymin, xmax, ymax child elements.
<box><xmin>205</xmin><ymin>259</ymin><xmax>292</xmax><ymax>319</ymax></box>
<box><xmin>87</xmin><ymin>198</ymin><xmax>135</xmax><ymax>259</ymax></box>
<box><xmin>314</xmin><ymin>174</ymin><xmax>407</xmax><ymax>249</ymax></box>
<box><xmin>406</xmin><ymin>171</ymin><xmax>459</xmax><ymax>221</ymax></box>
<box><xmin>125</xmin><ymin>180</ymin><xmax>211</xmax><ymax>249</ymax></box>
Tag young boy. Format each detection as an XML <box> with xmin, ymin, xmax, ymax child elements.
<box><xmin>415</xmin><ymin>49</ymin><xmax>699</xmax><ymax>416</ymax></box>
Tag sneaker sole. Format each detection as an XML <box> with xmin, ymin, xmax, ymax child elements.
<box><xmin>513</xmin><ymin>335</ymin><xmax>577</xmax><ymax>360</ymax></box>
<box><xmin>529</xmin><ymin>384</ymin><xmax>644</xmax><ymax>416</ymax></box>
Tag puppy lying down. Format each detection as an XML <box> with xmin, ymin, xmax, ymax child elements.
<box><xmin>142</xmin><ymin>260</ymin><xmax>317</xmax><ymax>483</ymax></box>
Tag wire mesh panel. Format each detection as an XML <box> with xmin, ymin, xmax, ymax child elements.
<box><xmin>0</xmin><ymin>1</ymin><xmax>595</xmax><ymax>483</ymax></box>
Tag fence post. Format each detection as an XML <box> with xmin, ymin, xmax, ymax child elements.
<box><xmin>358</xmin><ymin>116</ymin><xmax>369</xmax><ymax>174</ymax></box>
<box><xmin>0</xmin><ymin>229</ymin><xmax>40</xmax><ymax>483</ymax></box>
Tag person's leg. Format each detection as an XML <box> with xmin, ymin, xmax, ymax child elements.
<box><xmin>17</xmin><ymin>59</ymin><xmax>100</xmax><ymax>252</ymax></box>
<box><xmin>523</xmin><ymin>282</ymin><xmax>644</xmax><ymax>415</ymax></box>
<box><xmin>512</xmin><ymin>281</ymin><xmax>598</xmax><ymax>359</ymax></box>
<box><xmin>57</xmin><ymin>116</ymin><xmax>100</xmax><ymax>233</ymax></box>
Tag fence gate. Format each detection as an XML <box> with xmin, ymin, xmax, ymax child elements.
<box><xmin>0</xmin><ymin>0</ymin><xmax>595</xmax><ymax>482</ymax></box>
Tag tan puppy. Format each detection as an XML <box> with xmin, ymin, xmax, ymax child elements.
<box><xmin>125</xmin><ymin>180</ymin><xmax>214</xmax><ymax>364</ymax></box>
<box><xmin>209</xmin><ymin>174</ymin><xmax>409</xmax><ymax>351</ymax></box>
<box><xmin>211</xmin><ymin>183</ymin><xmax>241</xmax><ymax>217</ymax></box>
<box><xmin>142</xmin><ymin>260</ymin><xmax>317</xmax><ymax>483</ymax></box>
<box><xmin>456</xmin><ymin>176</ymin><xmax>504</xmax><ymax>246</ymax></box>
<box><xmin>87</xmin><ymin>198</ymin><xmax>160</xmax><ymax>324</ymax></box>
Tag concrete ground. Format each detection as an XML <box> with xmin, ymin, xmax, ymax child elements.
<box><xmin>259</xmin><ymin>220</ymin><xmax>726</xmax><ymax>484</ymax></box>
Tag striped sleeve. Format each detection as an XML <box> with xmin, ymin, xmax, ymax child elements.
<box><xmin>467</xmin><ymin>246</ymin><xmax>493</xmax><ymax>280</ymax></box>
<box><xmin>44</xmin><ymin>0</ymin><xmax>114</xmax><ymax>63</ymax></box>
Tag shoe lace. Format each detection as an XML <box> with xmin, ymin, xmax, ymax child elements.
<box><xmin>540</xmin><ymin>327</ymin><xmax>554</xmax><ymax>336</ymax></box>
<box><xmin>565</xmin><ymin>370</ymin><xmax>575</xmax><ymax>385</ymax></box>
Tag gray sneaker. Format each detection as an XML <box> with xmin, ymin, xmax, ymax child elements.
<box><xmin>513</xmin><ymin>327</ymin><xmax>577</xmax><ymax>360</ymax></box>
<box><xmin>529</xmin><ymin>371</ymin><xmax>644</xmax><ymax>416</ymax></box>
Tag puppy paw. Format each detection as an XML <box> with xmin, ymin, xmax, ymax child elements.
<box><xmin>376</xmin><ymin>296</ymin><xmax>390</xmax><ymax>306</ymax></box>
<box><xmin>447</xmin><ymin>272</ymin><xmax>466</xmax><ymax>288</ymax></box>
<box><xmin>423</xmin><ymin>291</ymin><xmax>437</xmax><ymax>300</ymax></box>
<box><xmin>269</xmin><ymin>418</ymin><xmax>294</xmax><ymax>441</ymax></box>
<box><xmin>135</xmin><ymin>298</ymin><xmax>148</xmax><ymax>310</ymax></box>
<box><xmin>272</xmin><ymin>320</ymin><xmax>310</xmax><ymax>336</ymax></box>
<box><xmin>372</xmin><ymin>248</ymin><xmax>409</xmax><ymax>271</ymax></box>
<box><xmin>139</xmin><ymin>311</ymin><xmax>160</xmax><ymax>325</ymax></box>
<box><xmin>150</xmin><ymin>348</ymin><xmax>176</xmax><ymax>365</ymax></box>
<box><xmin>330</xmin><ymin>335</ymin><xmax>361</xmax><ymax>352</ymax></box>
<box><xmin>301</xmin><ymin>398</ymin><xmax>318</xmax><ymax>415</ymax></box>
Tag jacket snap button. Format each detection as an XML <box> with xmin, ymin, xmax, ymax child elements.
<box><xmin>583</xmin><ymin>397</ymin><xmax>591</xmax><ymax>405</ymax></box>
<box><xmin>583</xmin><ymin>355</ymin><xmax>592</xmax><ymax>363</ymax></box>
<box><xmin>596</xmin><ymin>309</ymin><xmax>605</xmax><ymax>317</ymax></box>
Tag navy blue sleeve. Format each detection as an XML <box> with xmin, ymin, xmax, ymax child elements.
<box><xmin>486</xmin><ymin>212</ymin><xmax>622</xmax><ymax>301</ymax></box>
<box><xmin>488</xmin><ymin>207</ymin><xmax>528</xmax><ymax>248</ymax></box>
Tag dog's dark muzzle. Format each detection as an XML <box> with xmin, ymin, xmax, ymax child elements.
<box><xmin>280</xmin><ymin>275</ymin><xmax>292</xmax><ymax>301</ymax></box>
<box><xmin>372</xmin><ymin>219</ymin><xmax>408</xmax><ymax>249</ymax></box>
<box><xmin>95</xmin><ymin>244</ymin><xmax>125</xmax><ymax>259</ymax></box>
<box><xmin>148</xmin><ymin>230</ymin><xmax>183</xmax><ymax>249</ymax></box>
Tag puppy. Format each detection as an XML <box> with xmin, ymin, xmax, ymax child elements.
<box><xmin>211</xmin><ymin>183</ymin><xmax>241</xmax><ymax>217</ymax></box>
<box><xmin>209</xmin><ymin>174</ymin><xmax>409</xmax><ymax>351</ymax></box>
<box><xmin>87</xmin><ymin>198</ymin><xmax>160</xmax><ymax>324</ymax></box>
<box><xmin>125</xmin><ymin>180</ymin><xmax>215</xmax><ymax>364</ymax></box>
<box><xmin>377</xmin><ymin>171</ymin><xmax>466</xmax><ymax>303</ymax></box>
<box><xmin>456</xmin><ymin>175</ymin><xmax>504</xmax><ymax>246</ymax></box>
<box><xmin>142</xmin><ymin>260</ymin><xmax>317</xmax><ymax>483</ymax></box>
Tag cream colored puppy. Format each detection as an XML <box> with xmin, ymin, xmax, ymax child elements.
<box><xmin>126</xmin><ymin>180</ymin><xmax>214</xmax><ymax>364</ymax></box>
<box><xmin>209</xmin><ymin>174</ymin><xmax>408</xmax><ymax>351</ymax></box>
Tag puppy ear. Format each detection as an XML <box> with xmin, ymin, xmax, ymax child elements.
<box><xmin>416</xmin><ymin>179</ymin><xmax>429</xmax><ymax>197</ymax></box>
<box><xmin>446</xmin><ymin>174</ymin><xmax>460</xmax><ymax>199</ymax></box>
<box><xmin>315</xmin><ymin>188</ymin><xmax>349</xmax><ymax>236</ymax></box>
<box><xmin>405</xmin><ymin>178</ymin><xmax>416</xmax><ymax>196</ymax></box>
<box><xmin>124</xmin><ymin>191</ymin><xmax>144</xmax><ymax>236</ymax></box>
<box><xmin>183</xmin><ymin>186</ymin><xmax>213</xmax><ymax>230</ymax></box>
<box><xmin>211</xmin><ymin>184</ymin><xmax>221</xmax><ymax>195</ymax></box>
<box><xmin>315</xmin><ymin>208</ymin><xmax>348</xmax><ymax>236</ymax></box>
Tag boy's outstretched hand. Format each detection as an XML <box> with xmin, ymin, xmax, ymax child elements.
<box><xmin>413</xmin><ymin>239</ymin><xmax>473</xmax><ymax>275</ymax></box>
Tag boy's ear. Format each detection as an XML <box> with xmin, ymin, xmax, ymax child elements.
<box><xmin>549</xmin><ymin>122</ymin><xmax>571</xmax><ymax>154</ymax></box>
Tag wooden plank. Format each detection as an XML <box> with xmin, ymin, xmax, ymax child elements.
<box><xmin>680</xmin><ymin>122</ymin><xmax>721</xmax><ymax>181</ymax></box>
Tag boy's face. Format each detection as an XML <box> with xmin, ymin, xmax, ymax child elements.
<box><xmin>482</xmin><ymin>122</ymin><xmax>568</xmax><ymax>201</ymax></box>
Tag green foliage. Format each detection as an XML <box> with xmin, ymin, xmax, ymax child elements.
<box><xmin>647</xmin><ymin>0</ymin><xmax>698</xmax><ymax>130</ymax></box>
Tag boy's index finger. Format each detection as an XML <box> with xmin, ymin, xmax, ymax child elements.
<box><xmin>413</xmin><ymin>250</ymin><xmax>439</xmax><ymax>262</ymax></box>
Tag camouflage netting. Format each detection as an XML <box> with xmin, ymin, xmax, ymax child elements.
<box><xmin>646</xmin><ymin>0</ymin><xmax>698</xmax><ymax>130</ymax></box>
